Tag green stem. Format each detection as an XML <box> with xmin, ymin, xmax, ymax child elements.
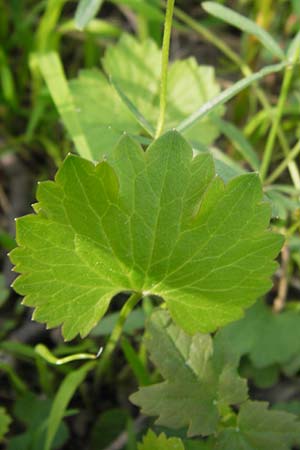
<box><xmin>260</xmin><ymin>61</ymin><xmax>297</xmax><ymax>181</ymax></box>
<box><xmin>95</xmin><ymin>291</ymin><xmax>142</xmax><ymax>383</ymax></box>
<box><xmin>155</xmin><ymin>0</ymin><xmax>175</xmax><ymax>138</ymax></box>
<box><xmin>265</xmin><ymin>139</ymin><xmax>300</xmax><ymax>185</ymax></box>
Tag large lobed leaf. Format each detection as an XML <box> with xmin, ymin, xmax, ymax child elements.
<box><xmin>131</xmin><ymin>310</ymin><xmax>248</xmax><ymax>437</ymax></box>
<box><xmin>131</xmin><ymin>311</ymin><xmax>300</xmax><ymax>447</ymax></box>
<box><xmin>10</xmin><ymin>131</ymin><xmax>282</xmax><ymax>340</ymax></box>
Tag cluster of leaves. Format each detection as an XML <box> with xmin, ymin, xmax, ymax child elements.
<box><xmin>133</xmin><ymin>310</ymin><xmax>300</xmax><ymax>450</ymax></box>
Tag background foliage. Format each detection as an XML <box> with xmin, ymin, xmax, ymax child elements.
<box><xmin>1</xmin><ymin>0</ymin><xmax>300</xmax><ymax>449</ymax></box>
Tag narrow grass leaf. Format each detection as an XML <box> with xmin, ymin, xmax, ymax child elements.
<box><xmin>45</xmin><ymin>361</ymin><xmax>95</xmax><ymax>450</ymax></box>
<box><xmin>212</xmin><ymin>116</ymin><xmax>260</xmax><ymax>170</ymax></box>
<box><xmin>38</xmin><ymin>52</ymin><xmax>93</xmax><ymax>160</ymax></box>
<box><xmin>202</xmin><ymin>2</ymin><xmax>285</xmax><ymax>60</ymax></box>
<box><xmin>121</xmin><ymin>337</ymin><xmax>151</xmax><ymax>386</ymax></box>
<box><xmin>287</xmin><ymin>30</ymin><xmax>300</xmax><ymax>59</ymax></box>
<box><xmin>110</xmin><ymin>77</ymin><xmax>155</xmax><ymax>136</ymax></box>
<box><xmin>177</xmin><ymin>61</ymin><xmax>288</xmax><ymax>134</ymax></box>
<box><xmin>75</xmin><ymin>0</ymin><xmax>104</xmax><ymax>30</ymax></box>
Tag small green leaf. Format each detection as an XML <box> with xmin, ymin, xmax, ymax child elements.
<box><xmin>202</xmin><ymin>2</ymin><xmax>285</xmax><ymax>60</ymax></box>
<box><xmin>131</xmin><ymin>310</ymin><xmax>248</xmax><ymax>437</ymax></box>
<box><xmin>75</xmin><ymin>0</ymin><xmax>104</xmax><ymax>30</ymax></box>
<box><xmin>0</xmin><ymin>407</ymin><xmax>11</xmax><ymax>442</ymax></box>
<box><xmin>138</xmin><ymin>430</ymin><xmax>185</xmax><ymax>450</ymax></box>
<box><xmin>11</xmin><ymin>132</ymin><xmax>282</xmax><ymax>339</ymax></box>
<box><xmin>215</xmin><ymin>401</ymin><xmax>300</xmax><ymax>450</ymax></box>
<box><xmin>215</xmin><ymin>301</ymin><xmax>300</xmax><ymax>368</ymax></box>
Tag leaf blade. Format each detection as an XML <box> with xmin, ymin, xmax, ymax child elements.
<box><xmin>75</xmin><ymin>0</ymin><xmax>104</xmax><ymax>30</ymax></box>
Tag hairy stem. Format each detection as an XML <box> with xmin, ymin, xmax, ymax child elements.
<box><xmin>155</xmin><ymin>0</ymin><xmax>175</xmax><ymax>138</ymax></box>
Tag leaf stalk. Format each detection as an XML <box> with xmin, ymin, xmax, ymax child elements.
<box><xmin>155</xmin><ymin>0</ymin><xmax>175</xmax><ymax>138</ymax></box>
<box><xmin>95</xmin><ymin>291</ymin><xmax>142</xmax><ymax>383</ymax></box>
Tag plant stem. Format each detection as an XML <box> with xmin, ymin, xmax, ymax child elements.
<box><xmin>95</xmin><ymin>291</ymin><xmax>142</xmax><ymax>383</ymax></box>
<box><xmin>260</xmin><ymin>62</ymin><xmax>296</xmax><ymax>181</ymax></box>
<box><xmin>273</xmin><ymin>244</ymin><xmax>289</xmax><ymax>313</ymax></box>
<box><xmin>265</xmin><ymin>139</ymin><xmax>300</xmax><ymax>185</ymax></box>
<box><xmin>155</xmin><ymin>0</ymin><xmax>175</xmax><ymax>138</ymax></box>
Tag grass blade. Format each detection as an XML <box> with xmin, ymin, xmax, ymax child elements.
<box><xmin>75</xmin><ymin>0</ymin><xmax>104</xmax><ymax>30</ymax></box>
<box><xmin>202</xmin><ymin>2</ymin><xmax>285</xmax><ymax>60</ymax></box>
<box><xmin>38</xmin><ymin>52</ymin><xmax>93</xmax><ymax>160</ymax></box>
<box><xmin>44</xmin><ymin>361</ymin><xmax>95</xmax><ymax>450</ymax></box>
<box><xmin>121</xmin><ymin>337</ymin><xmax>151</xmax><ymax>386</ymax></box>
<box><xmin>110</xmin><ymin>77</ymin><xmax>155</xmax><ymax>137</ymax></box>
<box><xmin>212</xmin><ymin>116</ymin><xmax>260</xmax><ymax>170</ymax></box>
<box><xmin>177</xmin><ymin>61</ymin><xmax>289</xmax><ymax>135</ymax></box>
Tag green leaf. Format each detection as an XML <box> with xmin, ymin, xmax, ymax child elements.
<box><xmin>41</xmin><ymin>35</ymin><xmax>223</xmax><ymax>161</ymax></box>
<box><xmin>215</xmin><ymin>401</ymin><xmax>300</xmax><ymax>450</ymax></box>
<box><xmin>215</xmin><ymin>300</ymin><xmax>300</xmax><ymax>368</ymax></box>
<box><xmin>75</xmin><ymin>0</ymin><xmax>104</xmax><ymax>30</ymax></box>
<box><xmin>38</xmin><ymin>52</ymin><xmax>93</xmax><ymax>160</ymax></box>
<box><xmin>130</xmin><ymin>310</ymin><xmax>248</xmax><ymax>437</ymax></box>
<box><xmin>0</xmin><ymin>407</ymin><xmax>11</xmax><ymax>442</ymax></box>
<box><xmin>11</xmin><ymin>132</ymin><xmax>282</xmax><ymax>339</ymax></box>
<box><xmin>9</xmin><ymin>393</ymin><xmax>69</xmax><ymax>450</ymax></box>
<box><xmin>202</xmin><ymin>2</ymin><xmax>285</xmax><ymax>60</ymax></box>
<box><xmin>212</xmin><ymin>116</ymin><xmax>260</xmax><ymax>171</ymax></box>
<box><xmin>138</xmin><ymin>430</ymin><xmax>185</xmax><ymax>450</ymax></box>
<box><xmin>44</xmin><ymin>361</ymin><xmax>94</xmax><ymax>450</ymax></box>
<box><xmin>121</xmin><ymin>337</ymin><xmax>151</xmax><ymax>386</ymax></box>
<box><xmin>103</xmin><ymin>34</ymin><xmax>223</xmax><ymax>145</ymax></box>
